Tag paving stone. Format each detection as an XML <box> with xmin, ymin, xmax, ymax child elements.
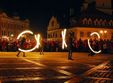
<box><xmin>79</xmin><ymin>60</ymin><xmax>113</xmax><ymax>83</ymax></box>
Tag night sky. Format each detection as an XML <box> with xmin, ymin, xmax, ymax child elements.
<box><xmin>0</xmin><ymin>0</ymin><xmax>83</xmax><ymax>36</ymax></box>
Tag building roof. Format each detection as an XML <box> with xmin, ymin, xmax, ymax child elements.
<box><xmin>69</xmin><ymin>2</ymin><xmax>113</xmax><ymax>28</ymax></box>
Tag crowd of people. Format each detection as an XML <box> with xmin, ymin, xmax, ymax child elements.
<box><xmin>0</xmin><ymin>37</ymin><xmax>113</xmax><ymax>54</ymax></box>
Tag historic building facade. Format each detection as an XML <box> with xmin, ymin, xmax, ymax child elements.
<box><xmin>47</xmin><ymin>0</ymin><xmax>113</xmax><ymax>42</ymax></box>
<box><xmin>0</xmin><ymin>12</ymin><xmax>29</xmax><ymax>39</ymax></box>
<box><xmin>47</xmin><ymin>16</ymin><xmax>62</xmax><ymax>41</ymax></box>
<box><xmin>47</xmin><ymin>16</ymin><xmax>113</xmax><ymax>41</ymax></box>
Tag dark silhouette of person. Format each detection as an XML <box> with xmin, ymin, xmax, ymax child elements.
<box><xmin>16</xmin><ymin>36</ymin><xmax>26</xmax><ymax>57</ymax></box>
<box><xmin>67</xmin><ymin>32</ymin><xmax>74</xmax><ymax>60</ymax></box>
<box><xmin>39</xmin><ymin>38</ymin><xmax>44</xmax><ymax>55</ymax></box>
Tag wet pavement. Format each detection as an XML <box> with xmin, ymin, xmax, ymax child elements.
<box><xmin>79</xmin><ymin>60</ymin><xmax>113</xmax><ymax>83</ymax></box>
<box><xmin>0</xmin><ymin>52</ymin><xmax>113</xmax><ymax>83</ymax></box>
<box><xmin>67</xmin><ymin>60</ymin><xmax>113</xmax><ymax>83</ymax></box>
<box><xmin>0</xmin><ymin>58</ymin><xmax>90</xmax><ymax>83</ymax></box>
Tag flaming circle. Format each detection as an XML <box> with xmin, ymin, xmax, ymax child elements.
<box><xmin>88</xmin><ymin>32</ymin><xmax>101</xmax><ymax>54</ymax></box>
<box><xmin>17</xmin><ymin>30</ymin><xmax>40</xmax><ymax>52</ymax></box>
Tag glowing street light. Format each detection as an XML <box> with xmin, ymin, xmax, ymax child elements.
<box><xmin>104</xmin><ymin>30</ymin><xmax>107</xmax><ymax>33</ymax></box>
<box><xmin>100</xmin><ymin>30</ymin><xmax>103</xmax><ymax>34</ymax></box>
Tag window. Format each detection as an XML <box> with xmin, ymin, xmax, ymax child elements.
<box><xmin>2</xmin><ymin>31</ymin><xmax>4</xmax><ymax>36</ymax></box>
<box><xmin>52</xmin><ymin>33</ymin><xmax>54</xmax><ymax>38</ymax></box>
<box><xmin>3</xmin><ymin>31</ymin><xmax>6</xmax><ymax>36</ymax></box>
<box><xmin>2</xmin><ymin>31</ymin><xmax>6</xmax><ymax>36</ymax></box>
<box><xmin>94</xmin><ymin>19</ymin><xmax>98</xmax><ymax>25</ymax></box>
<box><xmin>80</xmin><ymin>32</ymin><xmax>84</xmax><ymax>37</ymax></box>
<box><xmin>50</xmin><ymin>34</ymin><xmax>52</xmax><ymax>38</ymax></box>
<box><xmin>88</xmin><ymin>18</ymin><xmax>92</xmax><ymax>25</ymax></box>
<box><xmin>109</xmin><ymin>20</ymin><xmax>113</xmax><ymax>26</ymax></box>
<box><xmin>102</xmin><ymin>20</ymin><xmax>106</xmax><ymax>26</ymax></box>
<box><xmin>8</xmin><ymin>32</ymin><xmax>10</xmax><ymax>36</ymax></box>
<box><xmin>55</xmin><ymin>33</ymin><xmax>57</xmax><ymax>38</ymax></box>
<box><xmin>48</xmin><ymin>34</ymin><xmax>50</xmax><ymax>38</ymax></box>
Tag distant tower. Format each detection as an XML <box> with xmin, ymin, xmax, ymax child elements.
<box><xmin>81</xmin><ymin>0</ymin><xmax>95</xmax><ymax>11</ymax></box>
<box><xmin>96</xmin><ymin>0</ymin><xmax>113</xmax><ymax>15</ymax></box>
<box><xmin>47</xmin><ymin>16</ymin><xmax>60</xmax><ymax>31</ymax></box>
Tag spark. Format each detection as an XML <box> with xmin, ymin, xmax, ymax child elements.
<box><xmin>62</xmin><ymin>29</ymin><xmax>67</xmax><ymax>49</ymax></box>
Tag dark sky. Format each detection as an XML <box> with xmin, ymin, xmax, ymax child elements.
<box><xmin>0</xmin><ymin>0</ymin><xmax>83</xmax><ymax>35</ymax></box>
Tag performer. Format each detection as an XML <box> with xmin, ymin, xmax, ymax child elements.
<box><xmin>16</xmin><ymin>36</ymin><xmax>26</xmax><ymax>57</ymax></box>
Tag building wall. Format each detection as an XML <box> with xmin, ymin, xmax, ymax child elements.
<box><xmin>73</xmin><ymin>27</ymin><xmax>113</xmax><ymax>40</ymax></box>
<box><xmin>47</xmin><ymin>27</ymin><xmax>113</xmax><ymax>42</ymax></box>
<box><xmin>96</xmin><ymin>0</ymin><xmax>113</xmax><ymax>15</ymax></box>
<box><xmin>47</xmin><ymin>16</ymin><xmax>60</xmax><ymax>31</ymax></box>
<box><xmin>96</xmin><ymin>0</ymin><xmax>112</xmax><ymax>9</ymax></box>
<box><xmin>47</xmin><ymin>29</ymin><xmax>63</xmax><ymax>41</ymax></box>
<box><xmin>47</xmin><ymin>16</ymin><xmax>113</xmax><ymax>42</ymax></box>
<box><xmin>0</xmin><ymin>12</ymin><xmax>29</xmax><ymax>39</ymax></box>
<box><xmin>47</xmin><ymin>16</ymin><xmax>61</xmax><ymax>41</ymax></box>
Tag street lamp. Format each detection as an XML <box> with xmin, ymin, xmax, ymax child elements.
<box><xmin>104</xmin><ymin>30</ymin><xmax>107</xmax><ymax>33</ymax></box>
<box><xmin>100</xmin><ymin>30</ymin><xmax>107</xmax><ymax>34</ymax></box>
<box><xmin>100</xmin><ymin>30</ymin><xmax>103</xmax><ymax>34</ymax></box>
<box><xmin>99</xmin><ymin>30</ymin><xmax>107</xmax><ymax>40</ymax></box>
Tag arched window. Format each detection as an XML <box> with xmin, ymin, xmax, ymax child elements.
<box><xmin>98</xmin><ymin>19</ymin><xmax>103</xmax><ymax>26</ymax></box>
<box><xmin>88</xmin><ymin>18</ymin><xmax>92</xmax><ymax>25</ymax></box>
<box><xmin>94</xmin><ymin>19</ymin><xmax>98</xmax><ymax>25</ymax></box>
<box><xmin>82</xmin><ymin>18</ymin><xmax>88</xmax><ymax>24</ymax></box>
<box><xmin>109</xmin><ymin>20</ymin><xmax>113</xmax><ymax>26</ymax></box>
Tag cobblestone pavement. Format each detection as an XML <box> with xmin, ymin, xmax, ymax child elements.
<box><xmin>67</xmin><ymin>60</ymin><xmax>113</xmax><ymax>83</ymax></box>
<box><xmin>80</xmin><ymin>60</ymin><xmax>113</xmax><ymax>83</ymax></box>
<box><xmin>0</xmin><ymin>52</ymin><xmax>113</xmax><ymax>83</ymax></box>
<box><xmin>0</xmin><ymin>58</ymin><xmax>91</xmax><ymax>83</ymax></box>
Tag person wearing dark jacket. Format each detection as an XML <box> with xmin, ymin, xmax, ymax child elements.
<box><xmin>67</xmin><ymin>32</ymin><xmax>74</xmax><ymax>60</ymax></box>
<box><xmin>16</xmin><ymin>37</ymin><xmax>26</xmax><ymax>57</ymax></box>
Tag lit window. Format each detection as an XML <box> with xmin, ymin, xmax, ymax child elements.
<box><xmin>4</xmin><ymin>31</ymin><xmax>6</xmax><ymax>36</ymax></box>
<box><xmin>48</xmin><ymin>34</ymin><xmax>50</xmax><ymax>38</ymax></box>
<box><xmin>55</xmin><ymin>33</ymin><xmax>57</xmax><ymax>38</ymax></box>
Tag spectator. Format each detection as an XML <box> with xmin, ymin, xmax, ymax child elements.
<box><xmin>67</xmin><ymin>32</ymin><xmax>74</xmax><ymax>60</ymax></box>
